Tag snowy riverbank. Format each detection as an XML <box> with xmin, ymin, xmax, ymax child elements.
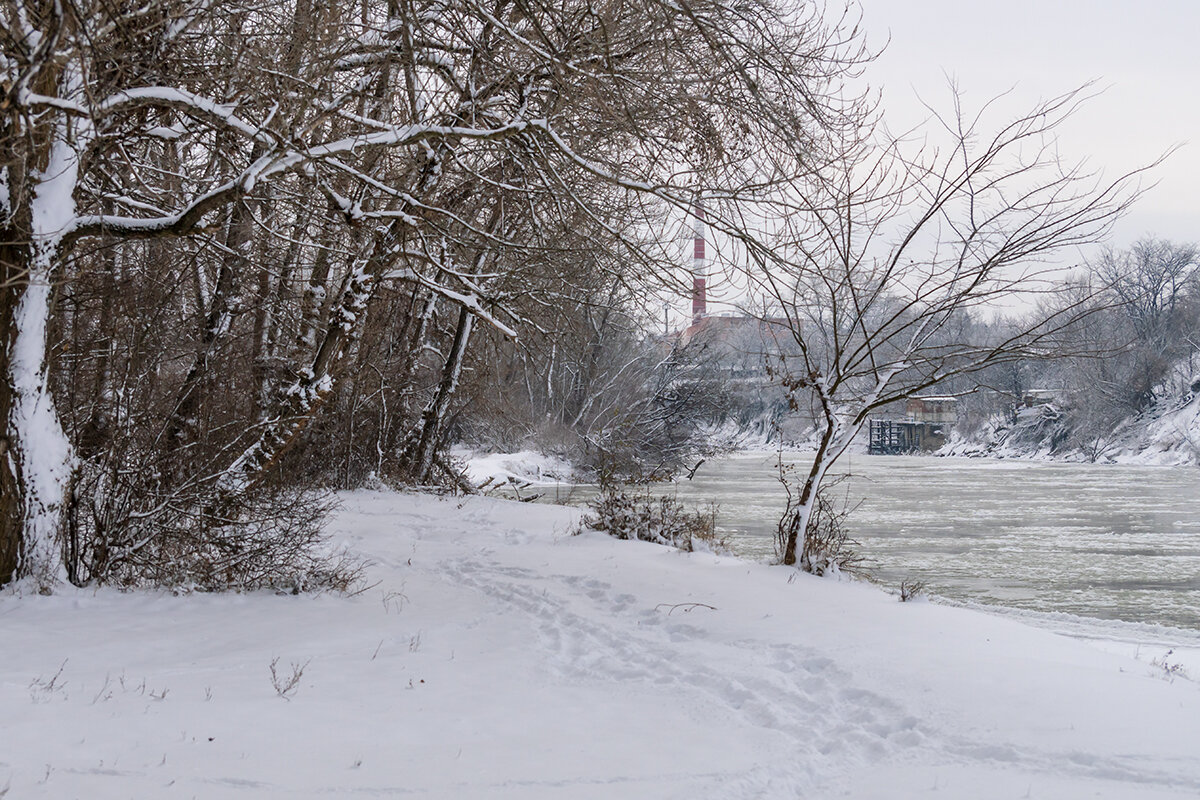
<box><xmin>3</xmin><ymin>491</ymin><xmax>1199</xmax><ymax>798</ymax></box>
<box><xmin>940</xmin><ymin>390</ymin><xmax>1200</xmax><ymax>467</ymax></box>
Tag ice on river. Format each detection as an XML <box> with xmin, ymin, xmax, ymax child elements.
<box><xmin>606</xmin><ymin>453</ymin><xmax>1200</xmax><ymax>633</ymax></box>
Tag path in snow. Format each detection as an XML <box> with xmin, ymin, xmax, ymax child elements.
<box><xmin>442</xmin><ymin>555</ymin><xmax>926</xmax><ymax>792</ymax></box>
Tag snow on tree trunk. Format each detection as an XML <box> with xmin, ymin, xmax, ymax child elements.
<box><xmin>782</xmin><ymin>417</ymin><xmax>840</xmax><ymax>566</ymax></box>
<box><xmin>781</xmin><ymin>368</ymin><xmax>898</xmax><ymax>567</ymax></box>
<box><xmin>2</xmin><ymin>120</ymin><xmax>85</xmax><ymax>588</ymax></box>
<box><xmin>9</xmin><ymin>263</ymin><xmax>73</xmax><ymax>587</ymax></box>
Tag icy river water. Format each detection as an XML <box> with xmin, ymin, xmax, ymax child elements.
<box><xmin>541</xmin><ymin>453</ymin><xmax>1200</xmax><ymax>634</ymax></box>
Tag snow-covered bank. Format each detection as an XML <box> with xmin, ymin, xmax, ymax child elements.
<box><xmin>1124</xmin><ymin>391</ymin><xmax>1200</xmax><ymax>465</ymax></box>
<box><xmin>453</xmin><ymin>447</ymin><xmax>578</xmax><ymax>487</ymax></box>
<box><xmin>942</xmin><ymin>390</ymin><xmax>1200</xmax><ymax>466</ymax></box>
<box><xmin>3</xmin><ymin>491</ymin><xmax>1200</xmax><ymax>798</ymax></box>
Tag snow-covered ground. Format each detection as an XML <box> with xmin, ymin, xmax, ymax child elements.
<box><xmin>453</xmin><ymin>447</ymin><xmax>577</xmax><ymax>487</ymax></box>
<box><xmin>3</xmin><ymin>491</ymin><xmax>1199</xmax><ymax>798</ymax></box>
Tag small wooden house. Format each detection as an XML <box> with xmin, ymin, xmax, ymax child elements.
<box><xmin>868</xmin><ymin>395</ymin><xmax>958</xmax><ymax>455</ymax></box>
<box><xmin>904</xmin><ymin>396</ymin><xmax>957</xmax><ymax>424</ymax></box>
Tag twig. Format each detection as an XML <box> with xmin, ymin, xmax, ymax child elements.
<box><xmin>654</xmin><ymin>602</ymin><xmax>717</xmax><ymax>615</ymax></box>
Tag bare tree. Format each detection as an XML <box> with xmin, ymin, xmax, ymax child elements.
<box><xmin>743</xmin><ymin>87</ymin><xmax>1157</xmax><ymax>567</ymax></box>
<box><xmin>1090</xmin><ymin>237</ymin><xmax>1199</xmax><ymax>408</ymax></box>
<box><xmin>1094</xmin><ymin>238</ymin><xmax>1198</xmax><ymax>344</ymax></box>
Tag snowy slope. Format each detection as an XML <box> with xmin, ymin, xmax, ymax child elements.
<box><xmin>943</xmin><ymin>390</ymin><xmax>1200</xmax><ymax>465</ymax></box>
<box><xmin>1116</xmin><ymin>391</ymin><xmax>1200</xmax><ymax>465</ymax></box>
<box><xmin>2</xmin><ymin>491</ymin><xmax>1199</xmax><ymax>798</ymax></box>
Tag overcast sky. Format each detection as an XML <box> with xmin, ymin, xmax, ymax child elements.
<box><xmin>858</xmin><ymin>0</ymin><xmax>1198</xmax><ymax>248</ymax></box>
<box><xmin>675</xmin><ymin>2</ymin><xmax>1197</xmax><ymax>324</ymax></box>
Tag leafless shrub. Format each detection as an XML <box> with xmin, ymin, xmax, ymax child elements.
<box><xmin>802</xmin><ymin>490</ymin><xmax>867</xmax><ymax>577</ymax></box>
<box><xmin>30</xmin><ymin>660</ymin><xmax>69</xmax><ymax>703</ymax></box>
<box><xmin>1150</xmin><ymin>649</ymin><xmax>1188</xmax><ymax>683</ymax></box>
<box><xmin>67</xmin><ymin>482</ymin><xmax>362</xmax><ymax>593</ymax></box>
<box><xmin>91</xmin><ymin>674</ymin><xmax>113</xmax><ymax>705</ymax></box>
<box><xmin>581</xmin><ymin>485</ymin><xmax>725</xmax><ymax>554</ymax></box>
<box><xmin>899</xmin><ymin>579</ymin><xmax>927</xmax><ymax>602</ymax></box>
<box><xmin>777</xmin><ymin>471</ymin><xmax>867</xmax><ymax>577</ymax></box>
<box><xmin>381</xmin><ymin>587</ymin><xmax>408</xmax><ymax>614</ymax></box>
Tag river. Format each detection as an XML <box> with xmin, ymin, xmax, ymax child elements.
<box><xmin>538</xmin><ymin>452</ymin><xmax>1200</xmax><ymax>635</ymax></box>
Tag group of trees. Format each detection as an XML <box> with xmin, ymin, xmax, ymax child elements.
<box><xmin>1060</xmin><ymin>239</ymin><xmax>1199</xmax><ymax>419</ymax></box>
<box><xmin>1</xmin><ymin>0</ymin><xmax>869</xmax><ymax>588</ymax></box>
<box><xmin>948</xmin><ymin>237</ymin><xmax>1199</xmax><ymax>459</ymax></box>
<box><xmin>1</xmin><ymin>0</ymin><xmax>1169</xmax><ymax>588</ymax></box>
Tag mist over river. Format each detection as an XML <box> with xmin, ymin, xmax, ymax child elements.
<box><xmin>541</xmin><ymin>453</ymin><xmax>1200</xmax><ymax>633</ymax></box>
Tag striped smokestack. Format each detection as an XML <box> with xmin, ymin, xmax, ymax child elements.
<box><xmin>691</xmin><ymin>199</ymin><xmax>706</xmax><ymax>325</ymax></box>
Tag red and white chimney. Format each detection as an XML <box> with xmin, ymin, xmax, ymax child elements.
<box><xmin>691</xmin><ymin>199</ymin><xmax>707</xmax><ymax>325</ymax></box>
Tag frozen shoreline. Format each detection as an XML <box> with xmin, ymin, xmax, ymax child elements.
<box><xmin>928</xmin><ymin>594</ymin><xmax>1200</xmax><ymax>677</ymax></box>
<box><xmin>461</xmin><ymin>447</ymin><xmax>1200</xmax><ymax>633</ymax></box>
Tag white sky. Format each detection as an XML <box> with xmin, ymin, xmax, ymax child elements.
<box><xmin>858</xmin><ymin>0</ymin><xmax>1198</xmax><ymax>247</ymax></box>
<box><xmin>669</xmin><ymin>1</ymin><xmax>1198</xmax><ymax>326</ymax></box>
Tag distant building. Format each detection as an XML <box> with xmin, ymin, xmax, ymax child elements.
<box><xmin>674</xmin><ymin>198</ymin><xmax>794</xmax><ymax>380</ymax></box>
<box><xmin>675</xmin><ymin>314</ymin><xmax>792</xmax><ymax>380</ymax></box>
<box><xmin>868</xmin><ymin>396</ymin><xmax>958</xmax><ymax>455</ymax></box>
<box><xmin>905</xmin><ymin>396</ymin><xmax>957</xmax><ymax>424</ymax></box>
<box><xmin>1020</xmin><ymin>389</ymin><xmax>1060</xmax><ymax>408</ymax></box>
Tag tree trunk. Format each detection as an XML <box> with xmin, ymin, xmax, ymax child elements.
<box><xmin>0</xmin><ymin>270</ymin><xmax>26</xmax><ymax>584</ymax></box>
<box><xmin>0</xmin><ymin>233</ymin><xmax>75</xmax><ymax>588</ymax></box>
<box><xmin>164</xmin><ymin>189</ymin><xmax>256</xmax><ymax>450</ymax></box>
<box><xmin>217</xmin><ymin>263</ymin><xmax>377</xmax><ymax>494</ymax></box>
<box><xmin>0</xmin><ymin>89</ymin><xmax>84</xmax><ymax>587</ymax></box>
<box><xmin>782</xmin><ymin>421</ymin><xmax>835</xmax><ymax>566</ymax></box>
<box><xmin>406</xmin><ymin>305</ymin><xmax>476</xmax><ymax>483</ymax></box>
